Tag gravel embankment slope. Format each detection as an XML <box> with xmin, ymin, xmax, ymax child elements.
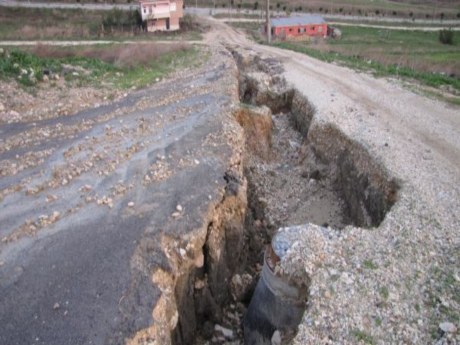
<box><xmin>257</xmin><ymin>38</ymin><xmax>459</xmax><ymax>345</ymax></box>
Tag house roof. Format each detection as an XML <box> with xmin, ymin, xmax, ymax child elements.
<box><xmin>271</xmin><ymin>15</ymin><xmax>326</xmax><ymax>27</ymax></box>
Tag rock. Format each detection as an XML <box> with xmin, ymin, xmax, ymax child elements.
<box><xmin>271</xmin><ymin>330</ymin><xmax>281</xmax><ymax>345</ymax></box>
<box><xmin>176</xmin><ymin>204</ymin><xmax>183</xmax><ymax>212</ymax></box>
<box><xmin>194</xmin><ymin>279</ymin><xmax>205</xmax><ymax>289</ymax></box>
<box><xmin>10</xmin><ymin>110</ymin><xmax>20</xmax><ymax>119</ymax></box>
<box><xmin>340</xmin><ymin>272</ymin><xmax>354</xmax><ymax>285</ymax></box>
<box><xmin>53</xmin><ymin>303</ymin><xmax>60</xmax><ymax>310</ymax></box>
<box><xmin>42</xmin><ymin>75</ymin><xmax>49</xmax><ymax>82</ymax></box>
<box><xmin>0</xmin><ymin>48</ymin><xmax>4</xmax><ymax>55</ymax></box>
<box><xmin>194</xmin><ymin>252</ymin><xmax>204</xmax><ymax>268</ymax></box>
<box><xmin>127</xmin><ymin>202</ymin><xmax>134</xmax><ymax>207</ymax></box>
<box><xmin>214</xmin><ymin>324</ymin><xmax>234</xmax><ymax>339</ymax></box>
<box><xmin>439</xmin><ymin>322</ymin><xmax>457</xmax><ymax>334</ymax></box>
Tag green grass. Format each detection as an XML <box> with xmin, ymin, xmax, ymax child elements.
<box><xmin>379</xmin><ymin>286</ymin><xmax>389</xmax><ymax>300</ymax></box>
<box><xmin>424</xmin><ymin>262</ymin><xmax>460</xmax><ymax>340</ymax></box>
<box><xmin>352</xmin><ymin>329</ymin><xmax>376</xmax><ymax>344</ymax></box>
<box><xmin>0</xmin><ymin>45</ymin><xmax>203</xmax><ymax>89</ymax></box>
<box><xmin>110</xmin><ymin>47</ymin><xmax>202</xmax><ymax>89</ymax></box>
<box><xmin>363</xmin><ymin>259</ymin><xmax>379</xmax><ymax>270</ymax></box>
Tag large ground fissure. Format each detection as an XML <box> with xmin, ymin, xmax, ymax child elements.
<box><xmin>170</xmin><ymin>48</ymin><xmax>400</xmax><ymax>345</ymax></box>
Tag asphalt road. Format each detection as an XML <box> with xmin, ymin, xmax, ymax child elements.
<box><xmin>0</xmin><ymin>47</ymin><xmax>239</xmax><ymax>344</ymax></box>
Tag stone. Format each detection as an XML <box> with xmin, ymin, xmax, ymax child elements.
<box><xmin>53</xmin><ymin>303</ymin><xmax>60</xmax><ymax>310</ymax></box>
<box><xmin>176</xmin><ymin>204</ymin><xmax>183</xmax><ymax>212</ymax></box>
<box><xmin>439</xmin><ymin>322</ymin><xmax>457</xmax><ymax>334</ymax></box>
<box><xmin>271</xmin><ymin>330</ymin><xmax>281</xmax><ymax>345</ymax></box>
<box><xmin>214</xmin><ymin>324</ymin><xmax>234</xmax><ymax>339</ymax></box>
<box><xmin>127</xmin><ymin>202</ymin><xmax>134</xmax><ymax>207</ymax></box>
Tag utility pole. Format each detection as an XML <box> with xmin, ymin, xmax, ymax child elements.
<box><xmin>266</xmin><ymin>0</ymin><xmax>271</xmax><ymax>43</ymax></box>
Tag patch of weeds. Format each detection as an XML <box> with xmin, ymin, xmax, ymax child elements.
<box><xmin>110</xmin><ymin>46</ymin><xmax>203</xmax><ymax>89</ymax></box>
<box><xmin>0</xmin><ymin>45</ymin><xmax>204</xmax><ymax>90</ymax></box>
<box><xmin>415</xmin><ymin>303</ymin><xmax>421</xmax><ymax>312</ymax></box>
<box><xmin>352</xmin><ymin>329</ymin><xmax>375</xmax><ymax>344</ymax></box>
<box><xmin>374</xmin><ymin>316</ymin><xmax>382</xmax><ymax>327</ymax></box>
<box><xmin>424</xmin><ymin>257</ymin><xmax>460</xmax><ymax>340</ymax></box>
<box><xmin>363</xmin><ymin>259</ymin><xmax>379</xmax><ymax>270</ymax></box>
<box><xmin>380</xmin><ymin>286</ymin><xmax>389</xmax><ymax>300</ymax></box>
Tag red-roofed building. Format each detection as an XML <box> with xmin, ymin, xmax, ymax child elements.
<box><xmin>267</xmin><ymin>15</ymin><xmax>327</xmax><ymax>40</ymax></box>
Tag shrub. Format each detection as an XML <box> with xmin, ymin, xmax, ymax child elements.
<box><xmin>439</xmin><ymin>29</ymin><xmax>454</xmax><ymax>45</ymax></box>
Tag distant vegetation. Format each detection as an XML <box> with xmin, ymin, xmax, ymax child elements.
<box><xmin>0</xmin><ymin>7</ymin><xmax>203</xmax><ymax>40</ymax></box>
<box><xmin>439</xmin><ymin>28</ymin><xmax>454</xmax><ymax>45</ymax></box>
<box><xmin>186</xmin><ymin>0</ymin><xmax>460</xmax><ymax>20</ymax></box>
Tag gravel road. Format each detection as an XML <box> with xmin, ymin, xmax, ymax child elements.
<box><xmin>215</xmin><ymin>19</ymin><xmax>460</xmax><ymax>345</ymax></box>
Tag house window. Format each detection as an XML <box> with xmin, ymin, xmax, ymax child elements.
<box><xmin>299</xmin><ymin>27</ymin><xmax>305</xmax><ymax>33</ymax></box>
<box><xmin>289</xmin><ymin>28</ymin><xmax>292</xmax><ymax>32</ymax></box>
<box><xmin>318</xmin><ymin>26</ymin><xmax>323</xmax><ymax>33</ymax></box>
<box><xmin>312</xmin><ymin>26</ymin><xmax>316</xmax><ymax>31</ymax></box>
<box><xmin>143</xmin><ymin>6</ymin><xmax>146</xmax><ymax>13</ymax></box>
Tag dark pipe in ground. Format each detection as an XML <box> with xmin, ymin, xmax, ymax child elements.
<box><xmin>243</xmin><ymin>230</ymin><xmax>309</xmax><ymax>345</ymax></box>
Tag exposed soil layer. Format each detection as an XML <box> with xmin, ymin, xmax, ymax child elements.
<box><xmin>173</xmin><ymin>49</ymin><xmax>399</xmax><ymax>345</ymax></box>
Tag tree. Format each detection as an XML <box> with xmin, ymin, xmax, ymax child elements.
<box><xmin>439</xmin><ymin>29</ymin><xmax>454</xmax><ymax>44</ymax></box>
<box><xmin>253</xmin><ymin>1</ymin><xmax>258</xmax><ymax>10</ymax></box>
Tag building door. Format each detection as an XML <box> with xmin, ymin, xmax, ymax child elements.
<box><xmin>166</xmin><ymin>18</ymin><xmax>170</xmax><ymax>30</ymax></box>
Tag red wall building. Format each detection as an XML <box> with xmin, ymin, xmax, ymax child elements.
<box><xmin>269</xmin><ymin>15</ymin><xmax>327</xmax><ymax>40</ymax></box>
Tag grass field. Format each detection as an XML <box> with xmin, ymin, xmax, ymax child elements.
<box><xmin>0</xmin><ymin>7</ymin><xmax>203</xmax><ymax>41</ymax></box>
<box><xmin>0</xmin><ymin>43</ymin><xmax>203</xmax><ymax>89</ymax></box>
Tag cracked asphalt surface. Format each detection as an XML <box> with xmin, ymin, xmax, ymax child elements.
<box><xmin>0</xmin><ymin>46</ymin><xmax>240</xmax><ymax>344</ymax></box>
